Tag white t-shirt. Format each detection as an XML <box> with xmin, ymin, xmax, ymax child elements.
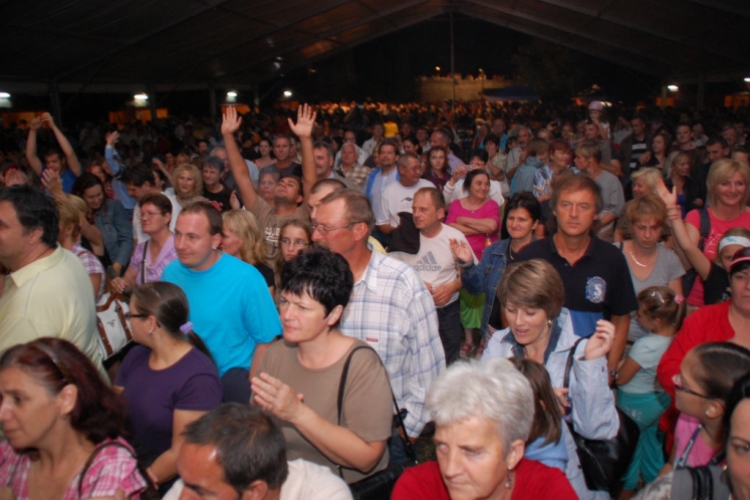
<box><xmin>368</xmin><ymin>167</ymin><xmax>399</xmax><ymax>219</ymax></box>
<box><xmin>163</xmin><ymin>459</ymin><xmax>353</xmax><ymax>500</ymax></box>
<box><xmin>390</xmin><ymin>224</ymin><xmax>475</xmax><ymax>305</ymax></box>
<box><xmin>376</xmin><ymin>178</ymin><xmax>434</xmax><ymax>228</ymax></box>
<box><xmin>133</xmin><ymin>190</ymin><xmax>181</xmax><ymax>244</ymax></box>
<box><xmin>442</xmin><ymin>178</ymin><xmax>505</xmax><ymax>208</ymax></box>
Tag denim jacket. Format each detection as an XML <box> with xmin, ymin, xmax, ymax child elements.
<box><xmin>460</xmin><ymin>238</ymin><xmax>510</xmax><ymax>337</ymax></box>
<box><xmin>483</xmin><ymin>308</ymin><xmax>618</xmax><ymax>499</ymax></box>
<box><xmin>93</xmin><ymin>198</ymin><xmax>134</xmax><ymax>267</ymax></box>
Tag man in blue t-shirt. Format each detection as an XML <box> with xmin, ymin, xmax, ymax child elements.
<box><xmin>162</xmin><ymin>201</ymin><xmax>281</xmax><ymax>403</ymax></box>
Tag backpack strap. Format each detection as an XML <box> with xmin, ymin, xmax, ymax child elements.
<box><xmin>697</xmin><ymin>208</ymin><xmax>710</xmax><ymax>252</ymax></box>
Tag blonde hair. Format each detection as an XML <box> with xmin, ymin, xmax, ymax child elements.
<box><xmin>707</xmin><ymin>158</ymin><xmax>750</xmax><ymax>208</ymax></box>
<box><xmin>57</xmin><ymin>195</ymin><xmax>88</xmax><ymax>240</ymax></box>
<box><xmin>221</xmin><ymin>210</ymin><xmax>266</xmax><ymax>265</ymax></box>
<box><xmin>630</xmin><ymin>167</ymin><xmax>662</xmax><ymax>196</ymax></box>
<box><xmin>173</xmin><ymin>163</ymin><xmax>204</xmax><ymax>200</ymax></box>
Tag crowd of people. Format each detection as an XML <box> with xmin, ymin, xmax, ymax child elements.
<box><xmin>0</xmin><ymin>97</ymin><xmax>750</xmax><ymax>499</ymax></box>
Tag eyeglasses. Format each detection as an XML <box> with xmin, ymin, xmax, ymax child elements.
<box><xmin>673</xmin><ymin>373</ymin><xmax>711</xmax><ymax>399</ymax></box>
<box><xmin>125</xmin><ymin>312</ymin><xmax>149</xmax><ymax>321</ymax></box>
<box><xmin>280</xmin><ymin>239</ymin><xmax>309</xmax><ymax>248</ymax></box>
<box><xmin>310</xmin><ymin>222</ymin><xmax>356</xmax><ymax>235</ymax></box>
<box><xmin>139</xmin><ymin>211</ymin><xmax>164</xmax><ymax>219</ymax></box>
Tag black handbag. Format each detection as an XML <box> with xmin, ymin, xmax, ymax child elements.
<box><xmin>336</xmin><ymin>346</ymin><xmax>418</xmax><ymax>500</ymax></box>
<box><xmin>563</xmin><ymin>339</ymin><xmax>640</xmax><ymax>494</ymax></box>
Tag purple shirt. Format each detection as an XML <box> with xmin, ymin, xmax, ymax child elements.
<box><xmin>115</xmin><ymin>345</ymin><xmax>222</xmax><ymax>462</ymax></box>
<box><xmin>128</xmin><ymin>234</ymin><xmax>177</xmax><ymax>285</ymax></box>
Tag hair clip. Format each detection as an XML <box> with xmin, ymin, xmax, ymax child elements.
<box><xmin>179</xmin><ymin>321</ymin><xmax>194</xmax><ymax>334</ymax></box>
<box><xmin>674</xmin><ymin>295</ymin><xmax>684</xmax><ymax>305</ymax></box>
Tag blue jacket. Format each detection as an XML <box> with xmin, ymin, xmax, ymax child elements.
<box><xmin>460</xmin><ymin>238</ymin><xmax>511</xmax><ymax>337</ymax></box>
<box><xmin>93</xmin><ymin>198</ymin><xmax>134</xmax><ymax>267</ymax></box>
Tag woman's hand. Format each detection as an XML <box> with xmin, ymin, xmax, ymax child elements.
<box><xmin>111</xmin><ymin>277</ymin><xmax>130</xmax><ymax>294</ymax></box>
<box><xmin>41</xmin><ymin>169</ymin><xmax>65</xmax><ymax>200</ymax></box>
<box><xmin>449</xmin><ymin>238</ymin><xmax>474</xmax><ymax>263</ymax></box>
<box><xmin>552</xmin><ymin>387</ymin><xmax>570</xmax><ymax>415</ymax></box>
<box><xmin>251</xmin><ymin>372</ymin><xmax>305</xmax><ymax>423</ymax></box>
<box><xmin>449</xmin><ymin>164</ymin><xmax>467</xmax><ymax>186</ymax></box>
<box><xmin>584</xmin><ymin>320</ymin><xmax>615</xmax><ymax>360</ymax></box>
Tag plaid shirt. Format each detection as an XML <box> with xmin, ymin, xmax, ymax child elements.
<box><xmin>336</xmin><ymin>163</ymin><xmax>372</xmax><ymax>190</ymax></box>
<box><xmin>339</xmin><ymin>250</ymin><xmax>445</xmax><ymax>437</ymax></box>
<box><xmin>0</xmin><ymin>438</ymin><xmax>147</xmax><ymax>499</ymax></box>
<box><xmin>72</xmin><ymin>242</ymin><xmax>106</xmax><ymax>301</ymax></box>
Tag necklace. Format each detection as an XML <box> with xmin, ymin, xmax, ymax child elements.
<box><xmin>628</xmin><ymin>250</ymin><xmax>654</xmax><ymax>268</ymax></box>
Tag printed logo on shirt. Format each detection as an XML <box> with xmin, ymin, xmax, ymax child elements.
<box><xmin>585</xmin><ymin>276</ymin><xmax>606</xmax><ymax>304</ymax></box>
<box><xmin>413</xmin><ymin>251</ymin><xmax>442</xmax><ymax>272</ymax></box>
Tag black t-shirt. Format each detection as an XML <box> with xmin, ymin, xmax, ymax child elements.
<box><xmin>203</xmin><ymin>185</ymin><xmax>234</xmax><ymax>212</ymax></box>
<box><xmin>514</xmin><ymin>235</ymin><xmax>638</xmax><ymax>337</ymax></box>
<box><xmin>704</xmin><ymin>262</ymin><xmax>730</xmax><ymax>305</ymax></box>
<box><xmin>254</xmin><ymin>262</ymin><xmax>275</xmax><ymax>289</ymax></box>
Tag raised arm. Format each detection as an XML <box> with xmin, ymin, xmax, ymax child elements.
<box><xmin>221</xmin><ymin>107</ymin><xmax>258</xmax><ymax>208</ymax></box>
<box><xmin>287</xmin><ymin>104</ymin><xmax>318</xmax><ymax>204</ymax></box>
<box><xmin>656</xmin><ymin>181</ymin><xmax>711</xmax><ymax>279</ymax></box>
<box><xmin>104</xmin><ymin>131</ymin><xmax>123</xmax><ymax>176</ymax></box>
<box><xmin>25</xmin><ymin>117</ymin><xmax>44</xmax><ymax>175</ymax></box>
<box><xmin>43</xmin><ymin>113</ymin><xmax>81</xmax><ymax>176</ymax></box>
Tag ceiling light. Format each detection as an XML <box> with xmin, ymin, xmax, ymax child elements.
<box><xmin>0</xmin><ymin>92</ymin><xmax>10</xmax><ymax>99</ymax></box>
<box><xmin>134</xmin><ymin>93</ymin><xmax>148</xmax><ymax>100</ymax></box>
<box><xmin>667</xmin><ymin>85</ymin><xmax>679</xmax><ymax>92</ymax></box>
<box><xmin>283</xmin><ymin>90</ymin><xmax>293</xmax><ymax>98</ymax></box>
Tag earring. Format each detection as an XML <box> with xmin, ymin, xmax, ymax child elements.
<box><xmin>505</xmin><ymin>468</ymin><xmax>514</xmax><ymax>488</ymax></box>
<box><xmin>547</xmin><ymin>319</ymin><xmax>552</xmax><ymax>327</ymax></box>
<box><xmin>706</xmin><ymin>409</ymin><xmax>710</xmax><ymax>417</ymax></box>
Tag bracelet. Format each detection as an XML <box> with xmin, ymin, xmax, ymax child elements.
<box><xmin>609</xmin><ymin>369</ymin><xmax>618</xmax><ymax>380</ymax></box>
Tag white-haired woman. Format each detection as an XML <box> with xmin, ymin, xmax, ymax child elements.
<box><xmin>392</xmin><ymin>358</ymin><xmax>577</xmax><ymax>500</ymax></box>
<box><xmin>483</xmin><ymin>259</ymin><xmax>618</xmax><ymax>500</ymax></box>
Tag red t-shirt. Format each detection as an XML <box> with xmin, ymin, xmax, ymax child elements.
<box><xmin>391</xmin><ymin>458</ymin><xmax>577</xmax><ymax>500</ymax></box>
<box><xmin>656</xmin><ymin>301</ymin><xmax>734</xmax><ymax>452</ymax></box>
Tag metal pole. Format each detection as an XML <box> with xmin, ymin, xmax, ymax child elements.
<box><xmin>148</xmin><ymin>84</ymin><xmax>157</xmax><ymax>124</ymax></box>
<box><xmin>50</xmin><ymin>81</ymin><xmax>63</xmax><ymax>127</ymax></box>
<box><xmin>450</xmin><ymin>11</ymin><xmax>455</xmax><ymax>116</ymax></box>
<box><xmin>208</xmin><ymin>84</ymin><xmax>217</xmax><ymax>118</ymax></box>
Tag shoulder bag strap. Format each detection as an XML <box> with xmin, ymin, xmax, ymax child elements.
<box><xmin>77</xmin><ymin>441</ymin><xmax>135</xmax><ymax>497</ymax></box>
<box><xmin>563</xmin><ymin>338</ymin><xmax>585</xmax><ymax>390</ymax></box>
<box><xmin>140</xmin><ymin>241</ymin><xmax>148</xmax><ymax>285</ymax></box>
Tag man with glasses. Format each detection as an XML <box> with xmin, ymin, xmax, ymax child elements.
<box><xmin>312</xmin><ymin>188</ymin><xmax>445</xmax><ymax>463</ymax></box>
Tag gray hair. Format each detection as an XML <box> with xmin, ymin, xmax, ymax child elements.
<box><xmin>427</xmin><ymin>358</ymin><xmax>534</xmax><ymax>453</ymax></box>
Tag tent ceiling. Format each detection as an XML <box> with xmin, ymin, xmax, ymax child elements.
<box><xmin>1</xmin><ymin>0</ymin><xmax>748</xmax><ymax>91</ymax></box>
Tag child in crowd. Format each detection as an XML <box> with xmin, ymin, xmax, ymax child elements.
<box><xmin>616</xmin><ymin>286</ymin><xmax>683</xmax><ymax>499</ymax></box>
<box><xmin>274</xmin><ymin>219</ymin><xmax>312</xmax><ymax>294</ymax></box>
<box><xmin>510</xmin><ymin>357</ymin><xmax>568</xmax><ymax>472</ymax></box>
<box><xmin>667</xmin><ymin>342</ymin><xmax>750</xmax><ymax>473</ymax></box>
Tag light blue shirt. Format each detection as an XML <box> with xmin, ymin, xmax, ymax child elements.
<box><xmin>162</xmin><ymin>254</ymin><xmax>281</xmax><ymax>376</ymax></box>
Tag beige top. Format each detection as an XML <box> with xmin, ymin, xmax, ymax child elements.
<box><xmin>0</xmin><ymin>247</ymin><xmax>104</xmax><ymax>376</ymax></box>
<box><xmin>256</xmin><ymin>338</ymin><xmax>393</xmax><ymax>483</ymax></box>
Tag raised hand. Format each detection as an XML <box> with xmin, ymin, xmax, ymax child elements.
<box><xmin>287</xmin><ymin>104</ymin><xmax>317</xmax><ymax>139</ymax></box>
<box><xmin>41</xmin><ymin>169</ymin><xmax>64</xmax><ymax>199</ymax></box>
<box><xmin>41</xmin><ymin>112</ymin><xmax>55</xmax><ymax>127</ymax></box>
<box><xmin>584</xmin><ymin>319</ymin><xmax>615</xmax><ymax>361</ymax></box>
<box><xmin>449</xmin><ymin>238</ymin><xmax>474</xmax><ymax>263</ymax></box>
<box><xmin>105</xmin><ymin>130</ymin><xmax>120</xmax><ymax>146</ymax></box>
<box><xmin>655</xmin><ymin>178</ymin><xmax>677</xmax><ymax>208</ymax></box>
<box><xmin>221</xmin><ymin>106</ymin><xmax>242</xmax><ymax>136</ymax></box>
<box><xmin>29</xmin><ymin>117</ymin><xmax>42</xmax><ymax>131</ymax></box>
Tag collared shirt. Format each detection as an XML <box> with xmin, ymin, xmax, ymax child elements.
<box><xmin>366</xmin><ymin>167</ymin><xmax>399</xmax><ymax>219</ymax></box>
<box><xmin>339</xmin><ymin>250</ymin><xmax>445</xmax><ymax>437</ymax></box>
<box><xmin>0</xmin><ymin>247</ymin><xmax>103</xmax><ymax>372</ymax></box>
<box><xmin>517</xmin><ymin>234</ymin><xmax>637</xmax><ymax>337</ymax></box>
<box><xmin>128</xmin><ymin>234</ymin><xmax>178</xmax><ymax>285</ymax></box>
<box><xmin>335</xmin><ymin>163</ymin><xmax>371</xmax><ymax>190</ymax></box>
